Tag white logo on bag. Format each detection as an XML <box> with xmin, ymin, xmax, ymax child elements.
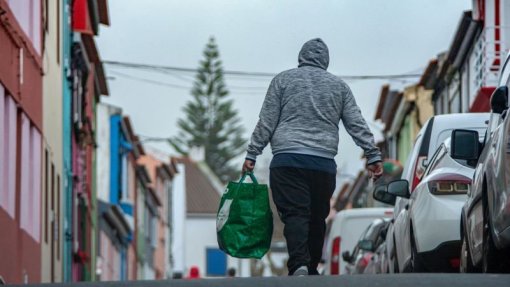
<box><xmin>216</xmin><ymin>199</ymin><xmax>233</xmax><ymax>232</ymax></box>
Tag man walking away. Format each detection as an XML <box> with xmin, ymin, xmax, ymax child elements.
<box><xmin>242</xmin><ymin>38</ymin><xmax>383</xmax><ymax>276</ymax></box>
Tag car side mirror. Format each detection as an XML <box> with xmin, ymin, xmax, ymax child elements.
<box><xmin>342</xmin><ymin>251</ymin><xmax>352</xmax><ymax>262</ymax></box>
<box><xmin>358</xmin><ymin>239</ymin><xmax>374</xmax><ymax>252</ymax></box>
<box><xmin>387</xmin><ymin>180</ymin><xmax>410</xmax><ymax>198</ymax></box>
<box><xmin>380</xmin><ymin>227</ymin><xmax>388</xmax><ymax>240</ymax></box>
<box><xmin>451</xmin><ymin>129</ymin><xmax>480</xmax><ymax>161</ymax></box>
<box><xmin>373</xmin><ymin>185</ymin><xmax>396</xmax><ymax>205</ymax></box>
<box><xmin>490</xmin><ymin>86</ymin><xmax>509</xmax><ymax>114</ymax></box>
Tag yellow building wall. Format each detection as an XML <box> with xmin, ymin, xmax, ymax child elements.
<box><xmin>41</xmin><ymin>0</ymin><xmax>64</xmax><ymax>283</ymax></box>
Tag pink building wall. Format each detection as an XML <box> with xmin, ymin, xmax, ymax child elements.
<box><xmin>0</xmin><ymin>87</ymin><xmax>17</xmax><ymax>218</ymax></box>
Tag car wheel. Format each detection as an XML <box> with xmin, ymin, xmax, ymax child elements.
<box><xmin>392</xmin><ymin>235</ymin><xmax>399</xmax><ymax>273</ymax></box>
<box><xmin>410</xmin><ymin>238</ymin><xmax>426</xmax><ymax>272</ymax></box>
<box><xmin>409</xmin><ymin>225</ymin><xmax>426</xmax><ymax>272</ymax></box>
<box><xmin>482</xmin><ymin>198</ymin><xmax>503</xmax><ymax>273</ymax></box>
<box><xmin>460</xmin><ymin>235</ymin><xmax>479</xmax><ymax>273</ymax></box>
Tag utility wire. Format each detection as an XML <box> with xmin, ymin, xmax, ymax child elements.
<box><xmin>104</xmin><ymin>60</ymin><xmax>423</xmax><ymax>80</ymax></box>
<box><xmin>109</xmin><ymin>70</ymin><xmax>191</xmax><ymax>89</ymax></box>
<box><xmin>109</xmin><ymin>70</ymin><xmax>267</xmax><ymax>94</ymax></box>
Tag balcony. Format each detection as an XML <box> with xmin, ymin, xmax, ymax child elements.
<box><xmin>470</xmin><ymin>26</ymin><xmax>509</xmax><ymax>112</ymax></box>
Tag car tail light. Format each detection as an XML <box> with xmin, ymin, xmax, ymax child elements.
<box><xmin>449</xmin><ymin>258</ymin><xmax>460</xmax><ymax>268</ymax></box>
<box><xmin>330</xmin><ymin>236</ymin><xmax>341</xmax><ymax>275</ymax></box>
<box><xmin>427</xmin><ymin>173</ymin><xmax>471</xmax><ymax>195</ymax></box>
<box><xmin>359</xmin><ymin>253</ymin><xmax>372</xmax><ymax>269</ymax></box>
<box><xmin>412</xmin><ymin>156</ymin><xmax>427</xmax><ymax>191</ymax></box>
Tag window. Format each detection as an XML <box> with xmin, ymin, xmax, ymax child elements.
<box><xmin>0</xmin><ymin>89</ymin><xmax>17</xmax><ymax>218</ymax></box>
<box><xmin>121</xmin><ymin>155</ymin><xmax>129</xmax><ymax>201</ymax></box>
<box><xmin>144</xmin><ymin>199</ymin><xmax>158</xmax><ymax>249</ymax></box>
<box><xmin>20</xmin><ymin>113</ymin><xmax>42</xmax><ymax>242</ymax></box>
<box><xmin>7</xmin><ymin>0</ymin><xmax>42</xmax><ymax>54</ymax></box>
<box><xmin>206</xmin><ymin>248</ymin><xmax>227</xmax><ymax>276</ymax></box>
<box><xmin>450</xmin><ymin>93</ymin><xmax>461</xmax><ymax>113</ymax></box>
<box><xmin>423</xmin><ymin>144</ymin><xmax>446</xmax><ymax>178</ymax></box>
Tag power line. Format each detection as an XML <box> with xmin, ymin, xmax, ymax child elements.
<box><xmin>103</xmin><ymin>60</ymin><xmax>423</xmax><ymax>80</ymax></box>
<box><xmin>108</xmin><ymin>70</ymin><xmax>267</xmax><ymax>94</ymax></box>
<box><xmin>109</xmin><ymin>70</ymin><xmax>191</xmax><ymax>89</ymax></box>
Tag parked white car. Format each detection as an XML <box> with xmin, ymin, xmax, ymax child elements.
<box><xmin>323</xmin><ymin>208</ymin><xmax>392</xmax><ymax>275</ymax></box>
<box><xmin>387</xmin><ymin>113</ymin><xmax>489</xmax><ymax>273</ymax></box>
<box><xmin>389</xmin><ymin>133</ymin><xmax>486</xmax><ymax>272</ymax></box>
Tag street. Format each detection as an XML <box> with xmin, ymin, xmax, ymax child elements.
<box><xmin>6</xmin><ymin>274</ymin><xmax>510</xmax><ymax>287</ymax></box>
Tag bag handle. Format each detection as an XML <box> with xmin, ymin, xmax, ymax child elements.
<box><xmin>239</xmin><ymin>172</ymin><xmax>258</xmax><ymax>185</ymax></box>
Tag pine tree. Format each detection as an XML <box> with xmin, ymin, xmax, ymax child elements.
<box><xmin>169</xmin><ymin>37</ymin><xmax>246</xmax><ymax>182</ymax></box>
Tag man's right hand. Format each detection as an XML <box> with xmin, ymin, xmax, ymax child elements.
<box><xmin>242</xmin><ymin>159</ymin><xmax>255</xmax><ymax>174</ymax></box>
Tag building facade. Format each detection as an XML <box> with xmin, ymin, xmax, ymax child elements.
<box><xmin>68</xmin><ymin>0</ymin><xmax>109</xmax><ymax>281</ymax></box>
<box><xmin>0</xmin><ymin>0</ymin><xmax>43</xmax><ymax>284</ymax></box>
<box><xmin>96</xmin><ymin>104</ymin><xmax>140</xmax><ymax>281</ymax></box>
<box><xmin>138</xmin><ymin>152</ymin><xmax>175</xmax><ymax>279</ymax></box>
<box><xmin>433</xmin><ymin>1</ymin><xmax>510</xmax><ymax>114</ymax></box>
<box><xmin>41</xmin><ymin>0</ymin><xmax>64</xmax><ymax>283</ymax></box>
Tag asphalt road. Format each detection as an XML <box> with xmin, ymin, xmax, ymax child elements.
<box><xmin>8</xmin><ymin>274</ymin><xmax>510</xmax><ymax>287</ymax></box>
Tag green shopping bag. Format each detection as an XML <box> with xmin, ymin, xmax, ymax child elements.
<box><xmin>216</xmin><ymin>172</ymin><xmax>273</xmax><ymax>259</ymax></box>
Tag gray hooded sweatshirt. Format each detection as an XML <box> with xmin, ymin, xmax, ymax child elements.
<box><xmin>246</xmin><ymin>38</ymin><xmax>381</xmax><ymax>165</ymax></box>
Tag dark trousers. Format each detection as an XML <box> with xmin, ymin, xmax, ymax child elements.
<box><xmin>270</xmin><ymin>167</ymin><xmax>336</xmax><ymax>275</ymax></box>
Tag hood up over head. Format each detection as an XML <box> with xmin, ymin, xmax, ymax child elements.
<box><xmin>298</xmin><ymin>38</ymin><xmax>329</xmax><ymax>70</ymax></box>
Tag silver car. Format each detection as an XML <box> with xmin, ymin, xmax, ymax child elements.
<box><xmin>456</xmin><ymin>51</ymin><xmax>510</xmax><ymax>273</ymax></box>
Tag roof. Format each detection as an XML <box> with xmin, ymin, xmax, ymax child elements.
<box><xmin>81</xmin><ymin>34</ymin><xmax>109</xmax><ymax>96</ymax></box>
<box><xmin>376</xmin><ymin>90</ymin><xmax>403</xmax><ymax>132</ymax></box>
<box><xmin>446</xmin><ymin>11</ymin><xmax>480</xmax><ymax>70</ymax></box>
<box><xmin>418</xmin><ymin>59</ymin><xmax>438</xmax><ymax>88</ymax></box>
<box><xmin>374</xmin><ymin>85</ymin><xmax>390</xmax><ymax>120</ymax></box>
<box><xmin>178</xmin><ymin>158</ymin><xmax>221</xmax><ymax>215</ymax></box>
<box><xmin>98</xmin><ymin>0</ymin><xmax>110</xmax><ymax>26</ymax></box>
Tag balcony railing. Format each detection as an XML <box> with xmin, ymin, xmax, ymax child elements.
<box><xmin>474</xmin><ymin>26</ymin><xmax>510</xmax><ymax>89</ymax></box>
<box><xmin>473</xmin><ymin>26</ymin><xmax>510</xmax><ymax>90</ymax></box>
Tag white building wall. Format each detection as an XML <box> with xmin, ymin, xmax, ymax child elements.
<box><xmin>96</xmin><ymin>104</ymin><xmax>112</xmax><ymax>202</ymax></box>
<box><xmin>165</xmin><ymin>181</ymin><xmax>173</xmax><ymax>278</ymax></box>
<box><xmin>96</xmin><ymin>103</ymin><xmax>122</xmax><ymax>203</ymax></box>
<box><xmin>184</xmin><ymin>217</ymin><xmax>215</xmax><ymax>276</ymax></box>
<box><xmin>172</xmin><ymin>163</ymin><xmax>186</xmax><ymax>274</ymax></box>
<box><xmin>184</xmin><ymin>217</ymin><xmax>239</xmax><ymax>277</ymax></box>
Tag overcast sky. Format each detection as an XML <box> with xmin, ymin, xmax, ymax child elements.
<box><xmin>97</xmin><ymin>0</ymin><xmax>471</xmax><ymax>187</ymax></box>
